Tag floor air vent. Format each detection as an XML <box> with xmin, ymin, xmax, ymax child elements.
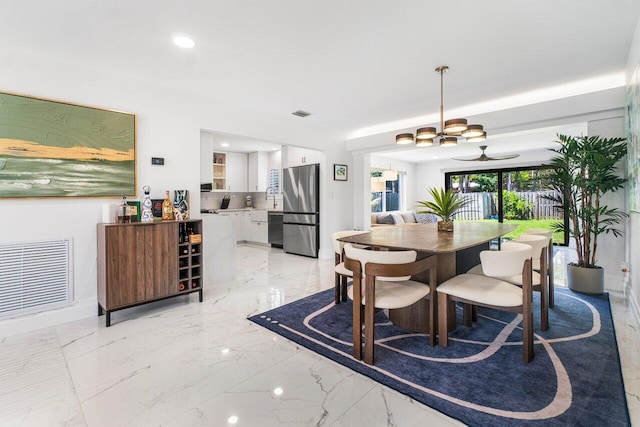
<box><xmin>0</xmin><ymin>239</ymin><xmax>72</xmax><ymax>319</ymax></box>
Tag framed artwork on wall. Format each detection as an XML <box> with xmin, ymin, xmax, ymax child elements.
<box><xmin>334</xmin><ymin>164</ymin><xmax>348</xmax><ymax>181</ymax></box>
<box><xmin>0</xmin><ymin>91</ymin><xmax>136</xmax><ymax>198</ymax></box>
<box><xmin>626</xmin><ymin>65</ymin><xmax>640</xmax><ymax>213</ymax></box>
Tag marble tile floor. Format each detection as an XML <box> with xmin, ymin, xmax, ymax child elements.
<box><xmin>0</xmin><ymin>244</ymin><xmax>638</xmax><ymax>426</ymax></box>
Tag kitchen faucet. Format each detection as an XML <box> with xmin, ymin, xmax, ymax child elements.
<box><xmin>265</xmin><ymin>187</ymin><xmax>277</xmax><ymax>209</ymax></box>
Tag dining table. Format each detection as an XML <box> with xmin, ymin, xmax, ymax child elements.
<box><xmin>338</xmin><ymin>221</ymin><xmax>517</xmax><ymax>333</ymax></box>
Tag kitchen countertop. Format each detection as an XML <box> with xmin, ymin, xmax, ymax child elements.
<box><xmin>201</xmin><ymin>208</ymin><xmax>282</xmax><ymax>214</ymax></box>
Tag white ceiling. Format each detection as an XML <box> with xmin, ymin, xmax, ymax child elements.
<box><xmin>3</xmin><ymin>1</ymin><xmax>639</xmax><ymax>160</ymax></box>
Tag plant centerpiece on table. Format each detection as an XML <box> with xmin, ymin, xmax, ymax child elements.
<box><xmin>416</xmin><ymin>187</ymin><xmax>471</xmax><ymax>232</ymax></box>
<box><xmin>545</xmin><ymin>134</ymin><xmax>627</xmax><ymax>294</ymax></box>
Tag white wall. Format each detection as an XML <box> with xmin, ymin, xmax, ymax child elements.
<box><xmin>0</xmin><ymin>47</ymin><xmax>353</xmax><ymax>335</ymax></box>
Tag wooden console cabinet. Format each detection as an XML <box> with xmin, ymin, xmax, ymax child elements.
<box><xmin>97</xmin><ymin>220</ymin><xmax>203</xmax><ymax>326</ymax></box>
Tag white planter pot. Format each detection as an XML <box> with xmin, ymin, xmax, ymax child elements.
<box><xmin>567</xmin><ymin>263</ymin><xmax>604</xmax><ymax>295</ymax></box>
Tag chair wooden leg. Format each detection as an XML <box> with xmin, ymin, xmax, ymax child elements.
<box><xmin>471</xmin><ymin>305</ymin><xmax>478</xmax><ymax>322</ymax></box>
<box><xmin>334</xmin><ymin>272</ymin><xmax>341</xmax><ymax>304</ymax></box>
<box><xmin>463</xmin><ymin>303</ymin><xmax>473</xmax><ymax>327</ymax></box>
<box><xmin>341</xmin><ymin>275</ymin><xmax>348</xmax><ymax>302</ymax></box>
<box><xmin>548</xmin><ymin>268</ymin><xmax>554</xmax><ymax>308</ymax></box>
<box><xmin>364</xmin><ymin>276</ymin><xmax>376</xmax><ymax>365</ymax></box>
<box><xmin>548</xmin><ymin>241</ymin><xmax>555</xmax><ymax>308</ymax></box>
<box><xmin>523</xmin><ymin>261</ymin><xmax>534</xmax><ymax>363</ymax></box>
<box><xmin>540</xmin><ymin>249</ymin><xmax>549</xmax><ymax>331</ymax></box>
<box><xmin>438</xmin><ymin>293</ymin><xmax>450</xmax><ymax>347</ymax></box>
<box><xmin>352</xmin><ymin>275</ymin><xmax>362</xmax><ymax>360</ymax></box>
<box><xmin>428</xmin><ymin>265</ymin><xmax>437</xmax><ymax>347</ymax></box>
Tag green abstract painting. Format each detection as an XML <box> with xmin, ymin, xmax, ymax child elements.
<box><xmin>0</xmin><ymin>91</ymin><xmax>136</xmax><ymax>198</ymax></box>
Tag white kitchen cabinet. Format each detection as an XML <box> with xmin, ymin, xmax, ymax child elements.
<box><xmin>248</xmin><ymin>152</ymin><xmax>269</xmax><ymax>192</ymax></box>
<box><xmin>246</xmin><ymin>210</ymin><xmax>268</xmax><ymax>244</ymax></box>
<box><xmin>218</xmin><ymin>211</ymin><xmax>247</xmax><ymax>242</ymax></box>
<box><xmin>227</xmin><ymin>152</ymin><xmax>248</xmax><ymax>192</ymax></box>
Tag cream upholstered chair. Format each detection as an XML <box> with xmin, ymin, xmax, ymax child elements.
<box><xmin>438</xmin><ymin>242</ymin><xmax>535</xmax><ymax>363</ymax></box>
<box><xmin>468</xmin><ymin>236</ymin><xmax>549</xmax><ymax>331</ymax></box>
<box><xmin>344</xmin><ymin>244</ymin><xmax>437</xmax><ymax>365</ymax></box>
<box><xmin>523</xmin><ymin>228</ymin><xmax>555</xmax><ymax>307</ymax></box>
<box><xmin>331</xmin><ymin>230</ymin><xmax>368</xmax><ymax>304</ymax></box>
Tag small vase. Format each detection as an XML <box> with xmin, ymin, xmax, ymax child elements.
<box><xmin>437</xmin><ymin>220</ymin><xmax>454</xmax><ymax>232</ymax></box>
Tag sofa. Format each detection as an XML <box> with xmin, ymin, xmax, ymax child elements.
<box><xmin>370</xmin><ymin>210</ymin><xmax>438</xmax><ymax>227</ymax></box>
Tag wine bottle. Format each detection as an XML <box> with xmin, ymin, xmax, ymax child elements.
<box><xmin>178</xmin><ymin>282</ymin><xmax>186</xmax><ymax>291</ymax></box>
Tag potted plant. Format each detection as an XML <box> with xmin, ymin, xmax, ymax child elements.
<box><xmin>545</xmin><ymin>134</ymin><xmax>627</xmax><ymax>294</ymax></box>
<box><xmin>416</xmin><ymin>187</ymin><xmax>471</xmax><ymax>232</ymax></box>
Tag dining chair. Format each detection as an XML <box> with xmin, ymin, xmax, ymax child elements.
<box><xmin>438</xmin><ymin>242</ymin><xmax>535</xmax><ymax>363</ymax></box>
<box><xmin>523</xmin><ymin>228</ymin><xmax>555</xmax><ymax>307</ymax></box>
<box><xmin>467</xmin><ymin>236</ymin><xmax>549</xmax><ymax>331</ymax></box>
<box><xmin>331</xmin><ymin>230</ymin><xmax>368</xmax><ymax>304</ymax></box>
<box><xmin>344</xmin><ymin>244</ymin><xmax>437</xmax><ymax>365</ymax></box>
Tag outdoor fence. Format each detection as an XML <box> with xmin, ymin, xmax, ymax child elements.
<box><xmin>455</xmin><ymin>190</ymin><xmax>562</xmax><ymax>221</ymax></box>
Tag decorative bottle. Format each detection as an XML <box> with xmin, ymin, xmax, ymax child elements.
<box><xmin>141</xmin><ymin>186</ymin><xmax>153</xmax><ymax>222</ymax></box>
<box><xmin>116</xmin><ymin>196</ymin><xmax>131</xmax><ymax>223</ymax></box>
<box><xmin>162</xmin><ymin>190</ymin><xmax>174</xmax><ymax>220</ymax></box>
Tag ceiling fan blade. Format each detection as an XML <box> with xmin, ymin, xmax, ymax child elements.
<box><xmin>454</xmin><ymin>146</ymin><xmax>520</xmax><ymax>161</ymax></box>
<box><xmin>486</xmin><ymin>154</ymin><xmax>520</xmax><ymax>160</ymax></box>
<box><xmin>452</xmin><ymin>156</ymin><xmax>483</xmax><ymax>161</ymax></box>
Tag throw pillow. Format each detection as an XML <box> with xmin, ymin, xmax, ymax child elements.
<box><xmin>401</xmin><ymin>211</ymin><xmax>417</xmax><ymax>223</ymax></box>
<box><xmin>391</xmin><ymin>212</ymin><xmax>405</xmax><ymax>224</ymax></box>
<box><xmin>377</xmin><ymin>214</ymin><xmax>395</xmax><ymax>224</ymax></box>
<box><xmin>415</xmin><ymin>213</ymin><xmax>438</xmax><ymax>224</ymax></box>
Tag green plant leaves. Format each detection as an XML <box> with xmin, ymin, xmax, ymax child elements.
<box><xmin>416</xmin><ymin>187</ymin><xmax>472</xmax><ymax>221</ymax></box>
<box><xmin>545</xmin><ymin>134</ymin><xmax>628</xmax><ymax>267</ymax></box>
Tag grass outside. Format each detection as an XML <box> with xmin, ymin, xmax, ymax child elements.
<box><xmin>459</xmin><ymin>218</ymin><xmax>565</xmax><ymax>244</ymax></box>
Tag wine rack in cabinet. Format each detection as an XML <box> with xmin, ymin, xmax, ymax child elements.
<box><xmin>97</xmin><ymin>219</ymin><xmax>203</xmax><ymax>327</ymax></box>
<box><xmin>178</xmin><ymin>221</ymin><xmax>203</xmax><ymax>293</ymax></box>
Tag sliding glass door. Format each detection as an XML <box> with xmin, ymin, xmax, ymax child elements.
<box><xmin>446</xmin><ymin>166</ymin><xmax>566</xmax><ymax>245</ymax></box>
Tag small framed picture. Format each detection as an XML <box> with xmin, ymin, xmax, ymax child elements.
<box><xmin>334</xmin><ymin>164</ymin><xmax>348</xmax><ymax>181</ymax></box>
<box><xmin>127</xmin><ymin>201</ymin><xmax>141</xmax><ymax>222</ymax></box>
<box><xmin>151</xmin><ymin>199</ymin><xmax>163</xmax><ymax>218</ymax></box>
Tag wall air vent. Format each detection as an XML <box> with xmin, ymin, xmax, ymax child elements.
<box><xmin>0</xmin><ymin>239</ymin><xmax>72</xmax><ymax>319</ymax></box>
<box><xmin>291</xmin><ymin>110</ymin><xmax>311</xmax><ymax>118</ymax></box>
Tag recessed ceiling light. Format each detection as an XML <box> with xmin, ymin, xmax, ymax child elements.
<box><xmin>173</xmin><ymin>35</ymin><xmax>195</xmax><ymax>49</ymax></box>
<box><xmin>221</xmin><ymin>142</ymin><xmax>229</xmax><ymax>147</ymax></box>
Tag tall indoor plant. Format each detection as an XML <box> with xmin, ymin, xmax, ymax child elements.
<box><xmin>416</xmin><ymin>187</ymin><xmax>471</xmax><ymax>232</ymax></box>
<box><xmin>545</xmin><ymin>134</ymin><xmax>627</xmax><ymax>294</ymax></box>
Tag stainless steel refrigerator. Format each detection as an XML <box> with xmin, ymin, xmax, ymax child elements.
<box><xmin>283</xmin><ymin>164</ymin><xmax>320</xmax><ymax>257</ymax></box>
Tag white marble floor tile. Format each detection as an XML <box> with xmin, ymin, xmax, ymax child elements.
<box><xmin>332</xmin><ymin>386</ymin><xmax>465</xmax><ymax>427</ymax></box>
<box><xmin>0</xmin><ymin>328</ymin><xmax>86</xmax><ymax>426</ymax></box>
<box><xmin>0</xmin><ymin>243</ymin><xmax>638</xmax><ymax>426</ymax></box>
<box><xmin>162</xmin><ymin>351</ymin><xmax>376</xmax><ymax>427</ymax></box>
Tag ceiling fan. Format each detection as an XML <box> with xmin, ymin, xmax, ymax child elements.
<box><xmin>453</xmin><ymin>145</ymin><xmax>520</xmax><ymax>162</ymax></box>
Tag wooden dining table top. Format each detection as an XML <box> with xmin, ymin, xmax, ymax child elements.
<box><xmin>338</xmin><ymin>222</ymin><xmax>517</xmax><ymax>253</ymax></box>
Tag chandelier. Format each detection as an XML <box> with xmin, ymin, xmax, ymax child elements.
<box><xmin>395</xmin><ymin>65</ymin><xmax>487</xmax><ymax>147</ymax></box>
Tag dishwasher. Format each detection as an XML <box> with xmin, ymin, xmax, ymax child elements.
<box><xmin>268</xmin><ymin>211</ymin><xmax>283</xmax><ymax>248</ymax></box>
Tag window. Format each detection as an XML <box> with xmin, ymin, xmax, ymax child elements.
<box><xmin>371</xmin><ymin>171</ymin><xmax>404</xmax><ymax>212</ymax></box>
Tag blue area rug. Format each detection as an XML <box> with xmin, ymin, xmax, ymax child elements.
<box><xmin>248</xmin><ymin>287</ymin><xmax>630</xmax><ymax>426</ymax></box>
